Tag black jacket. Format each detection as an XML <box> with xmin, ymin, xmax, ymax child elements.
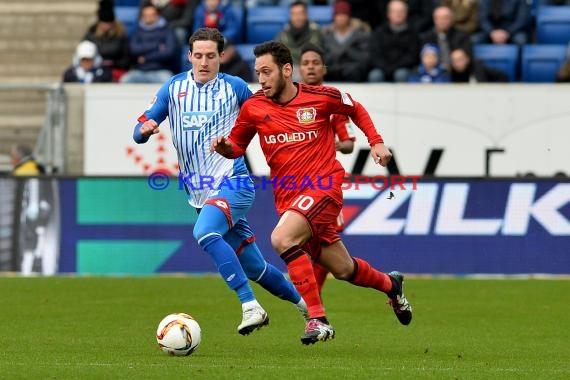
<box><xmin>369</xmin><ymin>24</ymin><xmax>420</xmax><ymax>75</ymax></box>
<box><xmin>451</xmin><ymin>60</ymin><xmax>509</xmax><ymax>82</ymax></box>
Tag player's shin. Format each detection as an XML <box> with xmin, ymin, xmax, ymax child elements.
<box><xmin>281</xmin><ymin>245</ymin><xmax>326</xmax><ymax>320</ymax></box>
<box><xmin>239</xmin><ymin>243</ymin><xmax>302</xmax><ymax>304</ymax></box>
<box><xmin>198</xmin><ymin>233</ymin><xmax>255</xmax><ymax>303</ymax></box>
<box><xmin>312</xmin><ymin>262</ymin><xmax>329</xmax><ymax>295</ymax></box>
<box><xmin>348</xmin><ymin>257</ymin><xmax>393</xmax><ymax>294</ymax></box>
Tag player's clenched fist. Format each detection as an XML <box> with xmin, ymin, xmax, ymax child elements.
<box><xmin>371</xmin><ymin>143</ymin><xmax>392</xmax><ymax>167</ymax></box>
<box><xmin>211</xmin><ymin>136</ymin><xmax>234</xmax><ymax>156</ymax></box>
<box><xmin>139</xmin><ymin>119</ymin><xmax>160</xmax><ymax>138</ymax></box>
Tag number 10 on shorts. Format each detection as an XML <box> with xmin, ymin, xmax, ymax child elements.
<box><xmin>291</xmin><ymin>195</ymin><xmax>315</xmax><ymax>211</ymax></box>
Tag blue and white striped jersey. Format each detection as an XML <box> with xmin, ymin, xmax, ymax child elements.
<box><xmin>134</xmin><ymin>71</ymin><xmax>252</xmax><ymax>207</ymax></box>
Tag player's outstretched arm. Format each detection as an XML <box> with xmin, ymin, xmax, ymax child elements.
<box><xmin>371</xmin><ymin>143</ymin><xmax>392</xmax><ymax>167</ymax></box>
<box><xmin>133</xmin><ymin>119</ymin><xmax>160</xmax><ymax>144</ymax></box>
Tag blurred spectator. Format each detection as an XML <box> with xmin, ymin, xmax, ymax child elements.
<box><xmin>346</xmin><ymin>0</ymin><xmax>387</xmax><ymax>31</ymax></box>
<box><xmin>322</xmin><ymin>1</ymin><xmax>370</xmax><ymax>82</ymax></box>
<box><xmin>556</xmin><ymin>59</ymin><xmax>570</xmax><ymax>82</ymax></box>
<box><xmin>143</xmin><ymin>0</ymin><xmax>200</xmax><ymax>46</ymax></box>
<box><xmin>474</xmin><ymin>0</ymin><xmax>530</xmax><ymax>46</ymax></box>
<box><xmin>408</xmin><ymin>43</ymin><xmax>450</xmax><ymax>83</ymax></box>
<box><xmin>441</xmin><ymin>0</ymin><xmax>479</xmax><ymax>34</ymax></box>
<box><xmin>450</xmin><ymin>48</ymin><xmax>508</xmax><ymax>82</ymax></box>
<box><xmin>368</xmin><ymin>0</ymin><xmax>420</xmax><ymax>82</ymax></box>
<box><xmin>11</xmin><ymin>144</ymin><xmax>45</xmax><ymax>176</ymax></box>
<box><xmin>276</xmin><ymin>0</ymin><xmax>324</xmax><ymax>79</ymax></box>
<box><xmin>121</xmin><ymin>3</ymin><xmax>178</xmax><ymax>83</ymax></box>
<box><xmin>193</xmin><ymin>0</ymin><xmax>240</xmax><ymax>44</ymax></box>
<box><xmin>422</xmin><ymin>5</ymin><xmax>471</xmax><ymax>70</ymax></box>
<box><xmin>407</xmin><ymin>0</ymin><xmax>435</xmax><ymax>36</ymax></box>
<box><xmin>63</xmin><ymin>41</ymin><xmax>113</xmax><ymax>83</ymax></box>
<box><xmin>220</xmin><ymin>43</ymin><xmax>253</xmax><ymax>82</ymax></box>
<box><xmin>84</xmin><ymin>0</ymin><xmax>130</xmax><ymax>82</ymax></box>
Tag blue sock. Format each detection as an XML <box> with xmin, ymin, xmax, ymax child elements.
<box><xmin>239</xmin><ymin>243</ymin><xmax>302</xmax><ymax>304</ymax></box>
<box><xmin>199</xmin><ymin>233</ymin><xmax>254</xmax><ymax>303</ymax></box>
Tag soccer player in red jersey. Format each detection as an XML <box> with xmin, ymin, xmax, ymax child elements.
<box><xmin>298</xmin><ymin>43</ymin><xmax>355</xmax><ymax>294</ymax></box>
<box><xmin>212</xmin><ymin>41</ymin><xmax>412</xmax><ymax>345</ymax></box>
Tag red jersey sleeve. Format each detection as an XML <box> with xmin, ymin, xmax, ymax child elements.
<box><xmin>331</xmin><ymin>114</ymin><xmax>356</xmax><ymax>142</ymax></box>
<box><xmin>322</xmin><ymin>86</ymin><xmax>383</xmax><ymax>146</ymax></box>
<box><xmin>226</xmin><ymin>101</ymin><xmax>258</xmax><ymax>158</ymax></box>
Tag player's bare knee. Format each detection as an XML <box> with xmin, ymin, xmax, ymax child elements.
<box><xmin>271</xmin><ymin>229</ymin><xmax>299</xmax><ymax>253</ymax></box>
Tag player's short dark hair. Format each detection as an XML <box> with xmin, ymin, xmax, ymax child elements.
<box><xmin>290</xmin><ymin>0</ymin><xmax>308</xmax><ymax>10</ymax></box>
<box><xmin>300</xmin><ymin>43</ymin><xmax>325</xmax><ymax>64</ymax></box>
<box><xmin>254</xmin><ymin>41</ymin><xmax>293</xmax><ymax>69</ymax></box>
<box><xmin>189</xmin><ymin>28</ymin><xmax>225</xmax><ymax>54</ymax></box>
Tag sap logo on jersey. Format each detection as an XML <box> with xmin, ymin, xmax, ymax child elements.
<box><xmin>264</xmin><ymin>130</ymin><xmax>318</xmax><ymax>144</ymax></box>
<box><xmin>344</xmin><ymin>183</ymin><xmax>570</xmax><ymax>236</ymax></box>
<box><xmin>182</xmin><ymin>112</ymin><xmax>213</xmax><ymax>131</ymax></box>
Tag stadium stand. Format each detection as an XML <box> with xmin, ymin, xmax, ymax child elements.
<box><xmin>114</xmin><ymin>0</ymin><xmax>140</xmax><ymax>5</ymax></box>
<box><xmin>115</xmin><ymin>5</ymin><xmax>139</xmax><ymax>36</ymax></box>
<box><xmin>308</xmin><ymin>5</ymin><xmax>333</xmax><ymax>26</ymax></box>
<box><xmin>521</xmin><ymin>44</ymin><xmax>568</xmax><ymax>82</ymax></box>
<box><xmin>246</xmin><ymin>6</ymin><xmax>288</xmax><ymax>44</ymax></box>
<box><xmin>234</xmin><ymin>44</ymin><xmax>257</xmax><ymax>80</ymax></box>
<box><xmin>536</xmin><ymin>6</ymin><xmax>570</xmax><ymax>44</ymax></box>
<box><xmin>473</xmin><ymin>44</ymin><xmax>520</xmax><ymax>82</ymax></box>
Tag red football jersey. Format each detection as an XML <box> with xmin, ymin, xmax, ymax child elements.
<box><xmin>331</xmin><ymin>114</ymin><xmax>356</xmax><ymax>142</ymax></box>
<box><xmin>228</xmin><ymin>83</ymin><xmax>383</xmax><ymax>213</ymax></box>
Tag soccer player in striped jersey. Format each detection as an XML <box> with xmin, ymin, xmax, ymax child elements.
<box><xmin>298</xmin><ymin>43</ymin><xmax>356</xmax><ymax>294</ymax></box>
<box><xmin>133</xmin><ymin>28</ymin><xmax>308</xmax><ymax>335</ymax></box>
<box><xmin>213</xmin><ymin>41</ymin><xmax>412</xmax><ymax>345</ymax></box>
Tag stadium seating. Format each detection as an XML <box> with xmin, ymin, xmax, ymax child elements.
<box><xmin>521</xmin><ymin>44</ymin><xmax>568</xmax><ymax>82</ymax></box>
<box><xmin>473</xmin><ymin>44</ymin><xmax>520</xmax><ymax>82</ymax></box>
<box><xmin>115</xmin><ymin>6</ymin><xmax>139</xmax><ymax>36</ymax></box>
<box><xmin>246</xmin><ymin>6</ymin><xmax>288</xmax><ymax>44</ymax></box>
<box><xmin>235</xmin><ymin>44</ymin><xmax>257</xmax><ymax>80</ymax></box>
<box><xmin>114</xmin><ymin>0</ymin><xmax>140</xmax><ymax>6</ymax></box>
<box><xmin>231</xmin><ymin>5</ymin><xmax>246</xmax><ymax>44</ymax></box>
<box><xmin>536</xmin><ymin>6</ymin><xmax>570</xmax><ymax>44</ymax></box>
<box><xmin>308</xmin><ymin>5</ymin><xmax>333</xmax><ymax>26</ymax></box>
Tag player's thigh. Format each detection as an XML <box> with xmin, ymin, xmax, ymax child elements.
<box><xmin>193</xmin><ymin>204</ymin><xmax>234</xmax><ymax>241</ymax></box>
<box><xmin>213</xmin><ymin>178</ymin><xmax>255</xmax><ymax>223</ymax></box>
<box><xmin>271</xmin><ymin>210</ymin><xmax>313</xmax><ymax>253</ymax></box>
<box><xmin>318</xmin><ymin>240</ymin><xmax>355</xmax><ymax>280</ymax></box>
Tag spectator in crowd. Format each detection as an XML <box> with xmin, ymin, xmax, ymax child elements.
<box><xmin>408</xmin><ymin>43</ymin><xmax>450</xmax><ymax>83</ymax></box>
<box><xmin>143</xmin><ymin>0</ymin><xmax>200</xmax><ymax>46</ymax></box>
<box><xmin>63</xmin><ymin>40</ymin><xmax>113</xmax><ymax>83</ymax></box>
<box><xmin>220</xmin><ymin>43</ymin><xmax>253</xmax><ymax>82</ymax></box>
<box><xmin>556</xmin><ymin>59</ymin><xmax>570</xmax><ymax>82</ymax></box>
<box><xmin>346</xmin><ymin>0</ymin><xmax>387</xmax><ymax>31</ymax></box>
<box><xmin>449</xmin><ymin>48</ymin><xmax>508</xmax><ymax>82</ymax></box>
<box><xmin>84</xmin><ymin>0</ymin><xmax>130</xmax><ymax>82</ymax></box>
<box><xmin>407</xmin><ymin>0</ymin><xmax>435</xmax><ymax>36</ymax></box>
<box><xmin>422</xmin><ymin>5</ymin><xmax>471</xmax><ymax>70</ymax></box>
<box><xmin>121</xmin><ymin>3</ymin><xmax>179</xmax><ymax>83</ymax></box>
<box><xmin>474</xmin><ymin>0</ymin><xmax>530</xmax><ymax>46</ymax></box>
<box><xmin>193</xmin><ymin>0</ymin><xmax>240</xmax><ymax>44</ymax></box>
<box><xmin>321</xmin><ymin>1</ymin><xmax>370</xmax><ymax>82</ymax></box>
<box><xmin>11</xmin><ymin>144</ymin><xmax>45</xmax><ymax>176</ymax></box>
<box><xmin>441</xmin><ymin>0</ymin><xmax>479</xmax><ymax>35</ymax></box>
<box><xmin>368</xmin><ymin>0</ymin><xmax>420</xmax><ymax>83</ymax></box>
<box><xmin>276</xmin><ymin>0</ymin><xmax>324</xmax><ymax>79</ymax></box>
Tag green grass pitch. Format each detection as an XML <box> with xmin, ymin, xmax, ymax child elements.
<box><xmin>1</xmin><ymin>277</ymin><xmax>569</xmax><ymax>379</ymax></box>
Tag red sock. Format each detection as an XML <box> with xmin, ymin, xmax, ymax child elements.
<box><xmin>281</xmin><ymin>246</ymin><xmax>325</xmax><ymax>319</ymax></box>
<box><xmin>312</xmin><ymin>262</ymin><xmax>329</xmax><ymax>295</ymax></box>
<box><xmin>349</xmin><ymin>257</ymin><xmax>393</xmax><ymax>294</ymax></box>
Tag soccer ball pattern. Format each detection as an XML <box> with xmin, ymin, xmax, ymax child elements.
<box><xmin>156</xmin><ymin>313</ymin><xmax>201</xmax><ymax>356</ymax></box>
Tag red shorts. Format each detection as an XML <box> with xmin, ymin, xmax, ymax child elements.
<box><xmin>285</xmin><ymin>191</ymin><xmax>342</xmax><ymax>248</ymax></box>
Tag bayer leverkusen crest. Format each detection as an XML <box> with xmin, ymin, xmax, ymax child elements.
<box><xmin>296</xmin><ymin>107</ymin><xmax>317</xmax><ymax>124</ymax></box>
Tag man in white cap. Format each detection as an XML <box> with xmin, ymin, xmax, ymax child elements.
<box><xmin>62</xmin><ymin>40</ymin><xmax>112</xmax><ymax>83</ymax></box>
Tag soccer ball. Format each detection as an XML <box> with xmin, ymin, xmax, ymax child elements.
<box><xmin>156</xmin><ymin>313</ymin><xmax>201</xmax><ymax>356</ymax></box>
